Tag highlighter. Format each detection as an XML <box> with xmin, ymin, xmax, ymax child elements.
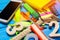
<box><xmin>23</xmin><ymin>3</ymin><xmax>39</xmax><ymax>19</ymax></box>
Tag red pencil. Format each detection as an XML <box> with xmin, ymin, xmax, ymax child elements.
<box><xmin>30</xmin><ymin>24</ymin><xmax>48</xmax><ymax>40</ymax></box>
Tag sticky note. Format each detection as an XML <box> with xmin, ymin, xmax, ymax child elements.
<box><xmin>13</xmin><ymin>8</ymin><xmax>21</xmax><ymax>22</ymax></box>
<box><xmin>0</xmin><ymin>0</ymin><xmax>10</xmax><ymax>12</ymax></box>
<box><xmin>14</xmin><ymin>8</ymin><xmax>28</xmax><ymax>22</ymax></box>
<box><xmin>14</xmin><ymin>10</ymin><xmax>29</xmax><ymax>22</ymax></box>
<box><xmin>23</xmin><ymin>0</ymin><xmax>55</xmax><ymax>11</ymax></box>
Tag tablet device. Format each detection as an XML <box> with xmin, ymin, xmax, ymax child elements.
<box><xmin>0</xmin><ymin>1</ymin><xmax>20</xmax><ymax>23</ymax></box>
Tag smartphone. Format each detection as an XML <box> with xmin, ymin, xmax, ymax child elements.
<box><xmin>0</xmin><ymin>1</ymin><xmax>20</xmax><ymax>23</ymax></box>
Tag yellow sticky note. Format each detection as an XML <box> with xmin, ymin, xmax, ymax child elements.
<box><xmin>14</xmin><ymin>8</ymin><xmax>27</xmax><ymax>22</ymax></box>
<box><xmin>23</xmin><ymin>0</ymin><xmax>52</xmax><ymax>11</ymax></box>
<box><xmin>14</xmin><ymin>8</ymin><xmax>21</xmax><ymax>22</ymax></box>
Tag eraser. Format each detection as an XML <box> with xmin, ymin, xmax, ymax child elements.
<box><xmin>30</xmin><ymin>24</ymin><xmax>48</xmax><ymax>40</ymax></box>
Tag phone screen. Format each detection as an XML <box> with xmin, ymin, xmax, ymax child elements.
<box><xmin>0</xmin><ymin>1</ymin><xmax>20</xmax><ymax>21</ymax></box>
